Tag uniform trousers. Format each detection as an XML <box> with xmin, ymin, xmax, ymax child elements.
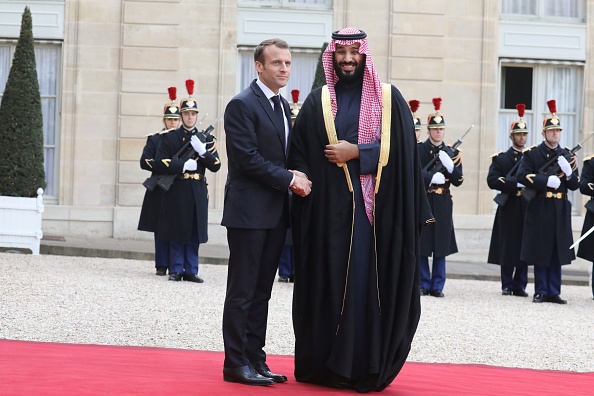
<box><xmin>277</xmin><ymin>245</ymin><xmax>294</xmax><ymax>277</ymax></box>
<box><xmin>154</xmin><ymin>233</ymin><xmax>170</xmax><ymax>269</ymax></box>
<box><xmin>534</xmin><ymin>242</ymin><xmax>562</xmax><ymax>296</ymax></box>
<box><xmin>168</xmin><ymin>217</ymin><xmax>200</xmax><ymax>275</ymax></box>
<box><xmin>500</xmin><ymin>265</ymin><xmax>528</xmax><ymax>292</ymax></box>
<box><xmin>420</xmin><ymin>256</ymin><xmax>446</xmax><ymax>291</ymax></box>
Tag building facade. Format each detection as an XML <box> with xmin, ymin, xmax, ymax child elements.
<box><xmin>1</xmin><ymin>0</ymin><xmax>593</xmax><ymax>268</ymax></box>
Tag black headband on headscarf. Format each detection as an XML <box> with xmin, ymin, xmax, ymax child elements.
<box><xmin>331</xmin><ymin>30</ymin><xmax>367</xmax><ymax>40</ymax></box>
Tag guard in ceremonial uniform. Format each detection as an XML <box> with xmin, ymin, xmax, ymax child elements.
<box><xmin>138</xmin><ymin>87</ymin><xmax>180</xmax><ymax>276</ymax></box>
<box><xmin>418</xmin><ymin>97</ymin><xmax>463</xmax><ymax>297</ymax></box>
<box><xmin>487</xmin><ymin>104</ymin><xmax>529</xmax><ymax>296</ymax></box>
<box><xmin>577</xmin><ymin>154</ymin><xmax>594</xmax><ymax>299</ymax></box>
<box><xmin>517</xmin><ymin>99</ymin><xmax>578</xmax><ymax>304</ymax></box>
<box><xmin>153</xmin><ymin>79</ymin><xmax>221</xmax><ymax>283</ymax></box>
<box><xmin>409</xmin><ymin>99</ymin><xmax>422</xmax><ymax>142</ymax></box>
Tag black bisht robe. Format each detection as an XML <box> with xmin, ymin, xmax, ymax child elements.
<box><xmin>288</xmin><ymin>84</ymin><xmax>432</xmax><ymax>392</ymax></box>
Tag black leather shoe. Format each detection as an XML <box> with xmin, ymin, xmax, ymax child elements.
<box><xmin>532</xmin><ymin>293</ymin><xmax>547</xmax><ymax>303</ymax></box>
<box><xmin>278</xmin><ymin>275</ymin><xmax>289</xmax><ymax>283</ymax></box>
<box><xmin>251</xmin><ymin>361</ymin><xmax>287</xmax><ymax>383</ymax></box>
<box><xmin>501</xmin><ymin>288</ymin><xmax>512</xmax><ymax>296</ymax></box>
<box><xmin>168</xmin><ymin>273</ymin><xmax>182</xmax><ymax>281</ymax></box>
<box><xmin>156</xmin><ymin>267</ymin><xmax>167</xmax><ymax>276</ymax></box>
<box><xmin>512</xmin><ymin>289</ymin><xmax>528</xmax><ymax>297</ymax></box>
<box><xmin>289</xmin><ymin>275</ymin><xmax>295</xmax><ymax>283</ymax></box>
<box><xmin>182</xmin><ymin>274</ymin><xmax>204</xmax><ymax>283</ymax></box>
<box><xmin>223</xmin><ymin>365</ymin><xmax>275</xmax><ymax>386</ymax></box>
<box><xmin>420</xmin><ymin>287</ymin><xmax>430</xmax><ymax>296</ymax></box>
<box><xmin>430</xmin><ymin>289</ymin><xmax>445</xmax><ymax>298</ymax></box>
<box><xmin>547</xmin><ymin>295</ymin><xmax>567</xmax><ymax>304</ymax></box>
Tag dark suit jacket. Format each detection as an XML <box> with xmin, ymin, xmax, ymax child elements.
<box><xmin>221</xmin><ymin>80</ymin><xmax>293</xmax><ymax>229</ymax></box>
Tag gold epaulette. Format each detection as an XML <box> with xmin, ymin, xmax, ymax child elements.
<box><xmin>584</xmin><ymin>154</ymin><xmax>594</xmax><ymax>162</ymax></box>
<box><xmin>159</xmin><ymin>127</ymin><xmax>176</xmax><ymax>134</ymax></box>
<box><xmin>523</xmin><ymin>145</ymin><xmax>536</xmax><ymax>152</ymax></box>
<box><xmin>490</xmin><ymin>151</ymin><xmax>503</xmax><ymax>158</ymax></box>
<box><xmin>145</xmin><ymin>129</ymin><xmax>163</xmax><ymax>137</ymax></box>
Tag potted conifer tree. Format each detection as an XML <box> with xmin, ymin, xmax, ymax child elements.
<box><xmin>0</xmin><ymin>7</ymin><xmax>46</xmax><ymax>254</ymax></box>
<box><xmin>311</xmin><ymin>42</ymin><xmax>328</xmax><ymax>91</ymax></box>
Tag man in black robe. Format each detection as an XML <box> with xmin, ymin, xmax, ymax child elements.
<box><xmin>288</xmin><ymin>27</ymin><xmax>432</xmax><ymax>393</ymax></box>
<box><xmin>487</xmin><ymin>104</ymin><xmax>529</xmax><ymax>297</ymax></box>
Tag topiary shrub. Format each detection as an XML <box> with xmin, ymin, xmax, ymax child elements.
<box><xmin>311</xmin><ymin>42</ymin><xmax>328</xmax><ymax>91</ymax></box>
<box><xmin>0</xmin><ymin>6</ymin><xmax>45</xmax><ymax>197</ymax></box>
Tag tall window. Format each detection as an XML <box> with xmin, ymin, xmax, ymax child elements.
<box><xmin>0</xmin><ymin>42</ymin><xmax>61</xmax><ymax>201</ymax></box>
<box><xmin>498</xmin><ymin>63</ymin><xmax>583</xmax><ymax>150</ymax></box>
<box><xmin>498</xmin><ymin>62</ymin><xmax>584</xmax><ymax>211</ymax></box>
<box><xmin>238</xmin><ymin>48</ymin><xmax>319</xmax><ymax>103</ymax></box>
<box><xmin>501</xmin><ymin>0</ymin><xmax>584</xmax><ymax>20</ymax></box>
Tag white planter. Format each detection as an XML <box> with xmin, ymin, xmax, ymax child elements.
<box><xmin>0</xmin><ymin>188</ymin><xmax>44</xmax><ymax>255</ymax></box>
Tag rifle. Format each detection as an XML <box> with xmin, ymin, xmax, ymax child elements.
<box><xmin>423</xmin><ymin>124</ymin><xmax>474</xmax><ymax>177</ymax></box>
<box><xmin>143</xmin><ymin>114</ymin><xmax>222</xmax><ymax>192</ymax></box>
<box><xmin>493</xmin><ymin>159</ymin><xmax>522</xmax><ymax>207</ymax></box>
<box><xmin>521</xmin><ymin>132</ymin><xmax>594</xmax><ymax>202</ymax></box>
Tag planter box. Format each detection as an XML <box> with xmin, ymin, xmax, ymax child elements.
<box><xmin>0</xmin><ymin>188</ymin><xmax>44</xmax><ymax>254</ymax></box>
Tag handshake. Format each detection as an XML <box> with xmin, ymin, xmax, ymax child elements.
<box><xmin>289</xmin><ymin>170</ymin><xmax>312</xmax><ymax>197</ymax></box>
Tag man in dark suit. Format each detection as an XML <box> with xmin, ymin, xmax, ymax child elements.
<box><xmin>221</xmin><ymin>38</ymin><xmax>311</xmax><ymax>386</ymax></box>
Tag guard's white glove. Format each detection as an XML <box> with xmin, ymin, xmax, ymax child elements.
<box><xmin>438</xmin><ymin>150</ymin><xmax>455</xmax><ymax>173</ymax></box>
<box><xmin>516</xmin><ymin>182</ymin><xmax>525</xmax><ymax>188</ymax></box>
<box><xmin>558</xmin><ymin>156</ymin><xmax>572</xmax><ymax>177</ymax></box>
<box><xmin>430</xmin><ymin>172</ymin><xmax>446</xmax><ymax>185</ymax></box>
<box><xmin>190</xmin><ymin>135</ymin><xmax>207</xmax><ymax>156</ymax></box>
<box><xmin>547</xmin><ymin>175</ymin><xmax>561</xmax><ymax>189</ymax></box>
<box><xmin>182</xmin><ymin>158</ymin><xmax>197</xmax><ymax>172</ymax></box>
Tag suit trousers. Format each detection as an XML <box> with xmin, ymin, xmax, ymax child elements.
<box><xmin>222</xmin><ymin>224</ymin><xmax>287</xmax><ymax>368</ymax></box>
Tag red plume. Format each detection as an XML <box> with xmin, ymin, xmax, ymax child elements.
<box><xmin>409</xmin><ymin>99</ymin><xmax>420</xmax><ymax>114</ymax></box>
<box><xmin>547</xmin><ymin>99</ymin><xmax>557</xmax><ymax>114</ymax></box>
<box><xmin>291</xmin><ymin>89</ymin><xmax>300</xmax><ymax>104</ymax></box>
<box><xmin>185</xmin><ymin>79</ymin><xmax>195</xmax><ymax>96</ymax></box>
<box><xmin>432</xmin><ymin>97</ymin><xmax>442</xmax><ymax>111</ymax></box>
<box><xmin>516</xmin><ymin>103</ymin><xmax>526</xmax><ymax>118</ymax></box>
<box><xmin>168</xmin><ymin>87</ymin><xmax>176</xmax><ymax>102</ymax></box>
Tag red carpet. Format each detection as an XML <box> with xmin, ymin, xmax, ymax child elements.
<box><xmin>1</xmin><ymin>339</ymin><xmax>592</xmax><ymax>395</ymax></box>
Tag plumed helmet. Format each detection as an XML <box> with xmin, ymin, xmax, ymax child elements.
<box><xmin>163</xmin><ymin>87</ymin><xmax>180</xmax><ymax>119</ymax></box>
<box><xmin>180</xmin><ymin>79</ymin><xmax>199</xmax><ymax>113</ymax></box>
<box><xmin>542</xmin><ymin>99</ymin><xmax>562</xmax><ymax>131</ymax></box>
<box><xmin>427</xmin><ymin>97</ymin><xmax>445</xmax><ymax>129</ymax></box>
<box><xmin>510</xmin><ymin>104</ymin><xmax>528</xmax><ymax>134</ymax></box>
<box><xmin>409</xmin><ymin>99</ymin><xmax>421</xmax><ymax>130</ymax></box>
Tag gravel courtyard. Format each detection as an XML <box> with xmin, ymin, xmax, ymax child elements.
<box><xmin>1</xmin><ymin>253</ymin><xmax>593</xmax><ymax>372</ymax></box>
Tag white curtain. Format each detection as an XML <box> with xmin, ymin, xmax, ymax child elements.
<box><xmin>543</xmin><ymin>66</ymin><xmax>580</xmax><ymax>148</ymax></box>
<box><xmin>502</xmin><ymin>0</ymin><xmax>581</xmax><ymax>17</ymax></box>
<box><xmin>34</xmin><ymin>45</ymin><xmax>59</xmax><ymax>197</ymax></box>
<box><xmin>544</xmin><ymin>0</ymin><xmax>580</xmax><ymax>17</ymax></box>
<box><xmin>0</xmin><ymin>46</ymin><xmax>11</xmax><ymax>95</ymax></box>
<box><xmin>501</xmin><ymin>0</ymin><xmax>536</xmax><ymax>15</ymax></box>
